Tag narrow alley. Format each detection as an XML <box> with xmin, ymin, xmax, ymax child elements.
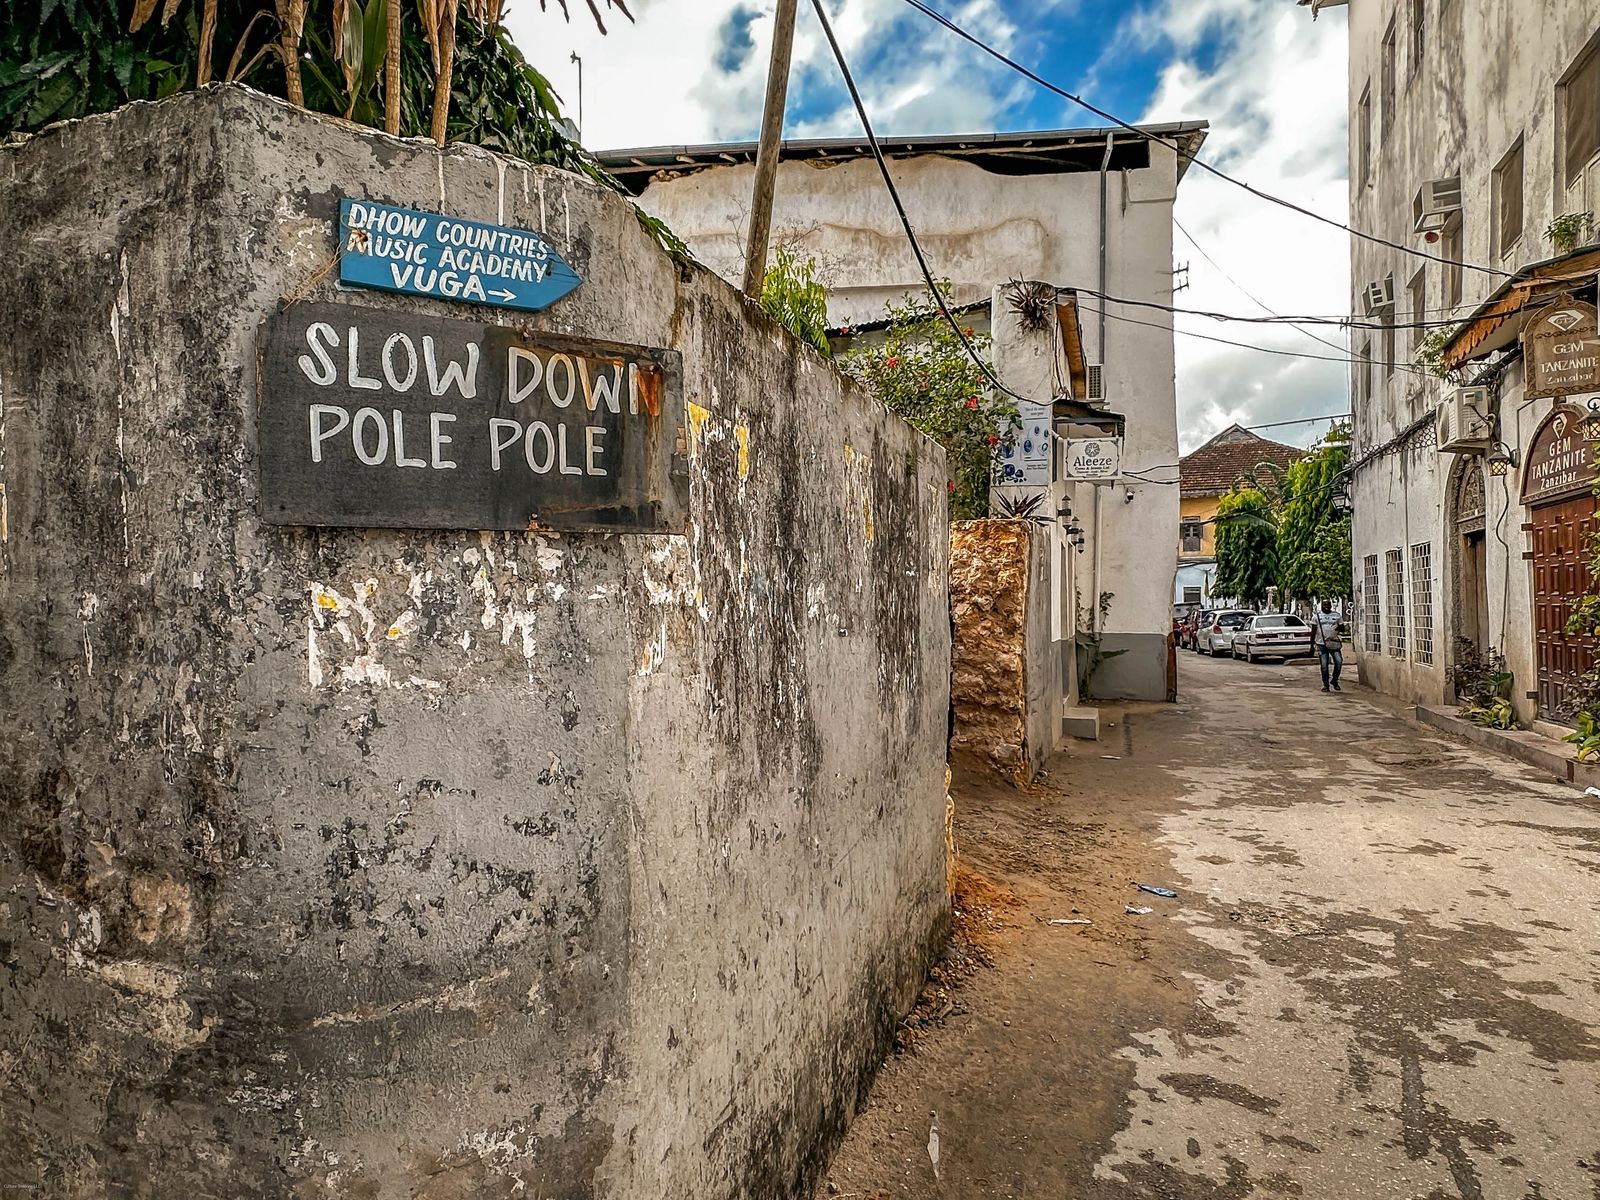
<box><xmin>819</xmin><ymin>655</ymin><xmax>1600</xmax><ymax>1199</ymax></box>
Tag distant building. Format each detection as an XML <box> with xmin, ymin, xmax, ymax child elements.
<box><xmin>1302</xmin><ymin>0</ymin><xmax>1600</xmax><ymax>721</ymax></box>
<box><xmin>597</xmin><ymin>123</ymin><xmax>1209</xmax><ymax>704</ymax></box>
<box><xmin>1173</xmin><ymin>425</ymin><xmax>1304</xmax><ymax>610</ymax></box>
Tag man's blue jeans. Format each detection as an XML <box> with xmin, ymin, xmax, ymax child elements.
<box><xmin>1319</xmin><ymin>646</ymin><xmax>1343</xmax><ymax>688</ymax></box>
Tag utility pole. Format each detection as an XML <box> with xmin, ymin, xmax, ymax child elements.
<box><xmin>741</xmin><ymin>0</ymin><xmax>800</xmax><ymax>299</ymax></box>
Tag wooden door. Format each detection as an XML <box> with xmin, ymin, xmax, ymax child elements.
<box><xmin>1531</xmin><ymin>494</ymin><xmax>1598</xmax><ymax>716</ymax></box>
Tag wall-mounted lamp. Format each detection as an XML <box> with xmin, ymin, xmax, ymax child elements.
<box><xmin>1486</xmin><ymin>444</ymin><xmax>1520</xmax><ymax>477</ymax></box>
<box><xmin>1582</xmin><ymin>411</ymin><xmax>1600</xmax><ymax>441</ymax></box>
<box><xmin>1124</xmin><ymin>487</ymin><xmax>1135</xmax><ymax>504</ymax></box>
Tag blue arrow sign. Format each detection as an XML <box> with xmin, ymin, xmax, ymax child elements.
<box><xmin>337</xmin><ymin>198</ymin><xmax>582</xmax><ymax>313</ymax></box>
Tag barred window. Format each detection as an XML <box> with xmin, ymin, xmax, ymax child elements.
<box><xmin>1386</xmin><ymin>549</ymin><xmax>1407</xmax><ymax>658</ymax></box>
<box><xmin>1364</xmin><ymin>555</ymin><xmax>1382</xmax><ymax>652</ymax></box>
<box><xmin>1410</xmin><ymin>542</ymin><xmax>1435</xmax><ymax>665</ymax></box>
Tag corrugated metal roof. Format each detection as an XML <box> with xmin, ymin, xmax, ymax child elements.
<box><xmin>594</xmin><ymin>122</ymin><xmax>1211</xmax><ymax>195</ymax></box>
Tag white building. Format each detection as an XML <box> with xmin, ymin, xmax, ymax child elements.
<box><xmin>597</xmin><ymin>124</ymin><xmax>1207</xmax><ymax>702</ymax></box>
<box><xmin>1304</xmin><ymin>0</ymin><xmax>1600</xmax><ymax>722</ymax></box>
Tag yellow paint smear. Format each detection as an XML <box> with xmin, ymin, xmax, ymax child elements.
<box><xmin>735</xmin><ymin>425</ymin><xmax>751</xmax><ymax>480</ymax></box>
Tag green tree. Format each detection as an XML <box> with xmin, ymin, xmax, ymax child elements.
<box><xmin>0</xmin><ymin>0</ymin><xmax>690</xmax><ymax>256</ymax></box>
<box><xmin>1213</xmin><ymin>486</ymin><xmax>1278</xmax><ymax>607</ymax></box>
<box><xmin>759</xmin><ymin>247</ymin><xmax>831</xmax><ymax>355</ymax></box>
<box><xmin>840</xmin><ymin>287</ymin><xmax>1016</xmax><ymax>519</ymax></box>
<box><xmin>1275</xmin><ymin>424</ymin><xmax>1352</xmax><ymax>602</ymax></box>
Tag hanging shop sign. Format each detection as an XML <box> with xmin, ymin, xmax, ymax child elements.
<box><xmin>1524</xmin><ymin>299</ymin><xmax>1600</xmax><ymax>400</ymax></box>
<box><xmin>994</xmin><ymin>401</ymin><xmax>1054</xmax><ymax>487</ymax></box>
<box><xmin>337</xmin><ymin>198</ymin><xmax>583</xmax><ymax>313</ymax></box>
<box><xmin>257</xmin><ymin>302</ymin><xmax>685</xmax><ymax>533</ymax></box>
<box><xmin>1060</xmin><ymin>436</ymin><xmax>1123</xmax><ymax>484</ymax></box>
<box><xmin>1519</xmin><ymin>402</ymin><xmax>1600</xmax><ymax>507</ymax></box>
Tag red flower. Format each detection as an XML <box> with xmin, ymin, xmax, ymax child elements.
<box><xmin>965</xmin><ymin>397</ymin><xmax>979</xmax><ymax>409</ymax></box>
<box><xmin>839</xmin><ymin>324</ymin><xmax>852</xmax><ymax>335</ymax></box>
<box><xmin>986</xmin><ymin>434</ymin><xmax>999</xmax><ymax>446</ymax></box>
<box><xmin>963</xmin><ymin>326</ymin><xmax>975</xmax><ymax>337</ymax></box>
<box><xmin>947</xmin><ymin>481</ymin><xmax>956</xmax><ymax>492</ymax></box>
<box><xmin>885</xmin><ymin>356</ymin><xmax>899</xmax><ymax>368</ymax></box>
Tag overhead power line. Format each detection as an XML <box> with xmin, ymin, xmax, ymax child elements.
<box><xmin>807</xmin><ymin>0</ymin><xmax>1042</xmax><ymax>409</ymax></box>
<box><xmin>897</xmin><ymin>0</ymin><xmax>1520</xmax><ymax>282</ymax></box>
<box><xmin>809</xmin><ymin>0</ymin><xmax>1450</xmax><ymax>394</ymax></box>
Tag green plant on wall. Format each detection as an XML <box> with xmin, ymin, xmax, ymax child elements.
<box><xmin>1414</xmin><ymin>328</ymin><xmax>1464</xmax><ymax>383</ymax></box>
<box><xmin>1076</xmin><ymin>591</ymin><xmax>1127</xmax><ymax>699</ymax></box>
<box><xmin>759</xmin><ymin>247</ymin><xmax>831</xmax><ymax>356</ymax></box>
<box><xmin>1545</xmin><ymin>211</ymin><xmax>1596</xmax><ymax>255</ymax></box>
<box><xmin>840</xmin><ymin>283</ymin><xmax>1017</xmax><ymax>519</ymax></box>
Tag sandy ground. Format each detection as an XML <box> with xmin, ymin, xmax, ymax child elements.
<box><xmin>816</xmin><ymin>651</ymin><xmax>1600</xmax><ymax>1199</ymax></box>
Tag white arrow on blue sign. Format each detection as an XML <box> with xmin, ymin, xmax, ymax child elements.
<box><xmin>338</xmin><ymin>197</ymin><xmax>582</xmax><ymax>313</ymax></box>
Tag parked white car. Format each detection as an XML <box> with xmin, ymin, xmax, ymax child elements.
<box><xmin>1200</xmin><ymin>609</ymin><xmax>1254</xmax><ymax>656</ymax></box>
<box><xmin>1230</xmin><ymin>614</ymin><xmax>1314</xmax><ymax>663</ymax></box>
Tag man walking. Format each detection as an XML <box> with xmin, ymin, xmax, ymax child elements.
<box><xmin>1311</xmin><ymin>600</ymin><xmax>1342</xmax><ymax>692</ymax></box>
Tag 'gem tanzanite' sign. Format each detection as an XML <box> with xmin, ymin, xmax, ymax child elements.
<box><xmin>337</xmin><ymin>198</ymin><xmax>582</xmax><ymax>313</ymax></box>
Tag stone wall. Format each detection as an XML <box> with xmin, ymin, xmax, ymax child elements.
<box><xmin>949</xmin><ymin>520</ymin><xmax>1052</xmax><ymax>777</ymax></box>
<box><xmin>0</xmin><ymin>88</ymin><xmax>951</xmax><ymax>1199</ymax></box>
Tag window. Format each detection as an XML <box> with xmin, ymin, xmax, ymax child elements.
<box><xmin>1493</xmin><ymin>138</ymin><xmax>1524</xmax><ymax>257</ymax></box>
<box><xmin>1385</xmin><ymin>548</ymin><xmax>1407</xmax><ymax>658</ymax></box>
<box><xmin>1561</xmin><ymin>35</ymin><xmax>1600</xmax><ymax>189</ymax></box>
<box><xmin>1408</xmin><ymin>269</ymin><xmax>1427</xmax><ymax>355</ymax></box>
<box><xmin>1410</xmin><ymin>542</ymin><xmax>1434</xmax><ymax>664</ymax></box>
<box><xmin>1358</xmin><ymin>85</ymin><xmax>1373</xmax><ymax>187</ymax></box>
<box><xmin>1442</xmin><ymin>222</ymin><xmax>1463</xmax><ymax>308</ymax></box>
<box><xmin>1381</xmin><ymin>19</ymin><xmax>1397</xmax><ymax>135</ymax></box>
<box><xmin>1410</xmin><ymin>0</ymin><xmax>1425</xmax><ymax>73</ymax></box>
<box><xmin>1364</xmin><ymin>555</ymin><xmax>1382</xmax><ymax>652</ymax></box>
<box><xmin>1382</xmin><ymin>306</ymin><xmax>1396</xmax><ymax>377</ymax></box>
<box><xmin>1181</xmin><ymin>522</ymin><xmax>1204</xmax><ymax>553</ymax></box>
<box><xmin>1183</xmin><ymin>586</ymin><xmax>1203</xmax><ymax>606</ymax></box>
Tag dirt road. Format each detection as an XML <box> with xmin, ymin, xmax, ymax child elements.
<box><xmin>817</xmin><ymin>652</ymin><xmax>1600</xmax><ymax>1199</ymax></box>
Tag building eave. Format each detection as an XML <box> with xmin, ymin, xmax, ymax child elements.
<box><xmin>1441</xmin><ymin>243</ymin><xmax>1600</xmax><ymax>370</ymax></box>
<box><xmin>594</xmin><ymin>122</ymin><xmax>1212</xmax><ymax>195</ymax></box>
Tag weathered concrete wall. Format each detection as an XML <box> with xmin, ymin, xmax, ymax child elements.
<box><xmin>625</xmin><ymin>148</ymin><xmax>1186</xmax><ymax>701</ymax></box>
<box><xmin>0</xmin><ymin>88</ymin><xmax>951</xmax><ymax>1199</ymax></box>
<box><xmin>949</xmin><ymin>520</ymin><xmax>1052</xmax><ymax>776</ymax></box>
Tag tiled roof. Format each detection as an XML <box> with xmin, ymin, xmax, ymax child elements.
<box><xmin>1180</xmin><ymin>425</ymin><xmax>1305</xmax><ymax>497</ymax></box>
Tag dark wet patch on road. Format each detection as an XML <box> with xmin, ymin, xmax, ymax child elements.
<box><xmin>1159</xmin><ymin>1073</ymin><xmax>1281</xmax><ymax>1115</ymax></box>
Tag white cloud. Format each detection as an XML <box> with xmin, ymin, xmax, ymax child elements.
<box><xmin>1135</xmin><ymin>0</ymin><xmax>1353</xmax><ymax>452</ymax></box>
<box><xmin>504</xmin><ymin>0</ymin><xmax>1355</xmax><ymax>455</ymax></box>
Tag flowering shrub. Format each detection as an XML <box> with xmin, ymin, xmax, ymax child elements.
<box><xmin>840</xmin><ymin>286</ymin><xmax>1016</xmax><ymax>518</ymax></box>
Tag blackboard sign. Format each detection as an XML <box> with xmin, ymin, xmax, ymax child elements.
<box><xmin>258</xmin><ymin>303</ymin><xmax>687</xmax><ymax>533</ymax></box>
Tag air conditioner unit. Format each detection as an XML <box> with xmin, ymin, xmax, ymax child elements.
<box><xmin>1362</xmin><ymin>277</ymin><xmax>1395</xmax><ymax>315</ymax></box>
<box><xmin>1084</xmin><ymin>363</ymin><xmax>1105</xmax><ymax>404</ymax></box>
<box><xmin>1436</xmin><ymin>386</ymin><xmax>1492</xmax><ymax>453</ymax></box>
<box><xmin>1413</xmin><ymin>176</ymin><xmax>1463</xmax><ymax>233</ymax></box>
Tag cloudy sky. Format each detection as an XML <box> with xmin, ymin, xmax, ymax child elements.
<box><xmin>503</xmin><ymin>0</ymin><xmax>1353</xmax><ymax>452</ymax></box>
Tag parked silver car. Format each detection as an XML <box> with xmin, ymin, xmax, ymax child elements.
<box><xmin>1199</xmin><ymin>609</ymin><xmax>1254</xmax><ymax>655</ymax></box>
<box><xmin>1230</xmin><ymin>614</ymin><xmax>1314</xmax><ymax>663</ymax></box>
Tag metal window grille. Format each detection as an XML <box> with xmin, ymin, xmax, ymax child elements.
<box><xmin>1386</xmin><ymin>548</ymin><xmax>1407</xmax><ymax>658</ymax></box>
<box><xmin>1363</xmin><ymin>555</ymin><xmax>1382</xmax><ymax>652</ymax></box>
<box><xmin>1410</xmin><ymin>542</ymin><xmax>1434</xmax><ymax>665</ymax></box>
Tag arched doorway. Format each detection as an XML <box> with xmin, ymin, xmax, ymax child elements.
<box><xmin>1521</xmin><ymin>403</ymin><xmax>1600</xmax><ymax>718</ymax></box>
<box><xmin>1449</xmin><ymin>458</ymin><xmax>1490</xmax><ymax>658</ymax></box>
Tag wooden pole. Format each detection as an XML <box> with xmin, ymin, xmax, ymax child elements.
<box><xmin>740</xmin><ymin>0</ymin><xmax>800</xmax><ymax>300</ymax></box>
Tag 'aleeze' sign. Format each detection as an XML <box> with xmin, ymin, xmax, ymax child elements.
<box><xmin>258</xmin><ymin>303</ymin><xmax>685</xmax><ymax>533</ymax></box>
